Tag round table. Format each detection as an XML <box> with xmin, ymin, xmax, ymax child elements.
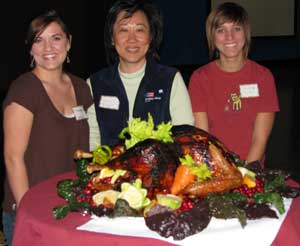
<box><xmin>12</xmin><ymin>172</ymin><xmax>300</xmax><ymax>246</ymax></box>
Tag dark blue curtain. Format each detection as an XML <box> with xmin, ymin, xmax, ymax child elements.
<box><xmin>152</xmin><ymin>0</ymin><xmax>210</xmax><ymax>66</ymax></box>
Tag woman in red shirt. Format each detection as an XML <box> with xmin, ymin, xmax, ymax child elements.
<box><xmin>189</xmin><ymin>2</ymin><xmax>279</xmax><ymax>164</ymax></box>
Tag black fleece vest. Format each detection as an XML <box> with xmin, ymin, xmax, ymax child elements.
<box><xmin>90</xmin><ymin>58</ymin><xmax>177</xmax><ymax>146</ymax></box>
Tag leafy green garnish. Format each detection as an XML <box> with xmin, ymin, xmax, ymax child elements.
<box><xmin>92</xmin><ymin>145</ymin><xmax>112</xmax><ymax>165</ymax></box>
<box><xmin>108</xmin><ymin>199</ymin><xmax>140</xmax><ymax>218</ymax></box>
<box><xmin>53</xmin><ymin>179</ymin><xmax>90</xmax><ymax>219</ymax></box>
<box><xmin>264</xmin><ymin>175</ymin><xmax>285</xmax><ymax>193</ymax></box>
<box><xmin>207</xmin><ymin>193</ymin><xmax>247</xmax><ymax>227</ymax></box>
<box><xmin>151</xmin><ymin>121</ymin><xmax>173</xmax><ymax>143</ymax></box>
<box><xmin>224</xmin><ymin>192</ymin><xmax>248</xmax><ymax>202</ymax></box>
<box><xmin>76</xmin><ymin>158</ymin><xmax>91</xmax><ymax>184</ymax></box>
<box><xmin>179</xmin><ymin>154</ymin><xmax>212</xmax><ymax>181</ymax></box>
<box><xmin>253</xmin><ymin>192</ymin><xmax>285</xmax><ymax>214</ymax></box>
<box><xmin>119</xmin><ymin>113</ymin><xmax>173</xmax><ymax>149</ymax></box>
<box><xmin>53</xmin><ymin>205</ymin><xmax>71</xmax><ymax>219</ymax></box>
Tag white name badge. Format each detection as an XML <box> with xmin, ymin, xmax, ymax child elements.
<box><xmin>72</xmin><ymin>106</ymin><xmax>88</xmax><ymax>120</ymax></box>
<box><xmin>240</xmin><ymin>84</ymin><xmax>259</xmax><ymax>98</ymax></box>
<box><xmin>99</xmin><ymin>96</ymin><xmax>120</xmax><ymax>110</ymax></box>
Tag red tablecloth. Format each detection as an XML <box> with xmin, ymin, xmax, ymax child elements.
<box><xmin>12</xmin><ymin>172</ymin><xmax>300</xmax><ymax>246</ymax></box>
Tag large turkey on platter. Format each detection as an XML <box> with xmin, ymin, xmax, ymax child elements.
<box><xmin>77</xmin><ymin>124</ymin><xmax>243</xmax><ymax>199</ymax></box>
<box><xmin>56</xmin><ymin>118</ymin><xmax>300</xmax><ymax>241</ymax></box>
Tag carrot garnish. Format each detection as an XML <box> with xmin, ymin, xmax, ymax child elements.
<box><xmin>170</xmin><ymin>164</ymin><xmax>196</xmax><ymax>195</ymax></box>
<box><xmin>170</xmin><ymin>154</ymin><xmax>212</xmax><ymax>195</ymax></box>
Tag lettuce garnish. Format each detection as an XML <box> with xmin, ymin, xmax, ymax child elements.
<box><xmin>119</xmin><ymin>113</ymin><xmax>173</xmax><ymax>149</ymax></box>
<box><xmin>180</xmin><ymin>154</ymin><xmax>212</xmax><ymax>181</ymax></box>
<box><xmin>92</xmin><ymin>145</ymin><xmax>112</xmax><ymax>165</ymax></box>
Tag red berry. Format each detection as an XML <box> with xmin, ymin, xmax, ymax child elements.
<box><xmin>76</xmin><ymin>197</ymin><xmax>84</xmax><ymax>203</ymax></box>
<box><xmin>256</xmin><ymin>187</ymin><xmax>264</xmax><ymax>193</ymax></box>
<box><xmin>85</xmin><ymin>195</ymin><xmax>92</xmax><ymax>202</ymax></box>
<box><xmin>83</xmin><ymin>188</ymin><xmax>91</xmax><ymax>195</ymax></box>
<box><xmin>87</xmin><ymin>181</ymin><xmax>93</xmax><ymax>188</ymax></box>
<box><xmin>176</xmin><ymin>198</ymin><xmax>194</xmax><ymax>213</ymax></box>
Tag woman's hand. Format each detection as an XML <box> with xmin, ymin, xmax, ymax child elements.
<box><xmin>246</xmin><ymin>112</ymin><xmax>275</xmax><ymax>163</ymax></box>
<box><xmin>193</xmin><ymin>112</ymin><xmax>209</xmax><ymax>132</ymax></box>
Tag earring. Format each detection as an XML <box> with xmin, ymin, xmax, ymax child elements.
<box><xmin>30</xmin><ymin>57</ymin><xmax>35</xmax><ymax>68</ymax></box>
<box><xmin>66</xmin><ymin>53</ymin><xmax>70</xmax><ymax>63</ymax></box>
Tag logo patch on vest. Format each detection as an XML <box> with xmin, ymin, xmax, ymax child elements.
<box><xmin>144</xmin><ymin>90</ymin><xmax>163</xmax><ymax>102</ymax></box>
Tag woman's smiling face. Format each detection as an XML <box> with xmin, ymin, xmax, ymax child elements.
<box><xmin>31</xmin><ymin>21</ymin><xmax>71</xmax><ymax>71</ymax></box>
<box><xmin>112</xmin><ymin>10</ymin><xmax>151</xmax><ymax>73</ymax></box>
<box><xmin>214</xmin><ymin>21</ymin><xmax>246</xmax><ymax>61</ymax></box>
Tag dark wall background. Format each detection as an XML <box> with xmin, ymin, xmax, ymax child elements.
<box><xmin>2</xmin><ymin>1</ymin><xmax>112</xmax><ymax>90</ymax></box>
<box><xmin>2</xmin><ymin>0</ymin><xmax>300</xmax><ymax>87</ymax></box>
<box><xmin>1</xmin><ymin>0</ymin><xmax>300</xmax><ymax>179</ymax></box>
<box><xmin>153</xmin><ymin>0</ymin><xmax>300</xmax><ymax>65</ymax></box>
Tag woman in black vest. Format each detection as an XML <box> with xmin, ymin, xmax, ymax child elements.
<box><xmin>87</xmin><ymin>0</ymin><xmax>194</xmax><ymax>148</ymax></box>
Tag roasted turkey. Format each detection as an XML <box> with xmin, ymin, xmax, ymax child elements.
<box><xmin>172</xmin><ymin>125</ymin><xmax>243</xmax><ymax>196</ymax></box>
<box><xmin>79</xmin><ymin>125</ymin><xmax>243</xmax><ymax>198</ymax></box>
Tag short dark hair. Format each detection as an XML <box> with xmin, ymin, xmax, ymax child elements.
<box><xmin>206</xmin><ymin>2</ymin><xmax>251</xmax><ymax>59</ymax></box>
<box><xmin>104</xmin><ymin>0</ymin><xmax>163</xmax><ymax>65</ymax></box>
<box><xmin>26</xmin><ymin>10</ymin><xmax>71</xmax><ymax>52</ymax></box>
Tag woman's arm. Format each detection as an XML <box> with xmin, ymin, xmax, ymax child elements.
<box><xmin>4</xmin><ymin>102</ymin><xmax>33</xmax><ymax>207</ymax></box>
<box><xmin>86</xmin><ymin>78</ymin><xmax>101</xmax><ymax>150</ymax></box>
<box><xmin>246</xmin><ymin>112</ymin><xmax>275</xmax><ymax>163</ymax></box>
<box><xmin>170</xmin><ymin>72</ymin><xmax>194</xmax><ymax>126</ymax></box>
<box><xmin>193</xmin><ymin>112</ymin><xmax>209</xmax><ymax>132</ymax></box>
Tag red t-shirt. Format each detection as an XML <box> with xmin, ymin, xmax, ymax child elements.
<box><xmin>189</xmin><ymin>60</ymin><xmax>279</xmax><ymax>160</ymax></box>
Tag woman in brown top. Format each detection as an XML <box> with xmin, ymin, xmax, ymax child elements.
<box><xmin>2</xmin><ymin>10</ymin><xmax>92</xmax><ymax>245</ymax></box>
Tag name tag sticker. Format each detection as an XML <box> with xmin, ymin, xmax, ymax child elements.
<box><xmin>240</xmin><ymin>84</ymin><xmax>259</xmax><ymax>98</ymax></box>
<box><xmin>99</xmin><ymin>96</ymin><xmax>120</xmax><ymax>110</ymax></box>
<box><xmin>72</xmin><ymin>106</ymin><xmax>88</xmax><ymax>120</ymax></box>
